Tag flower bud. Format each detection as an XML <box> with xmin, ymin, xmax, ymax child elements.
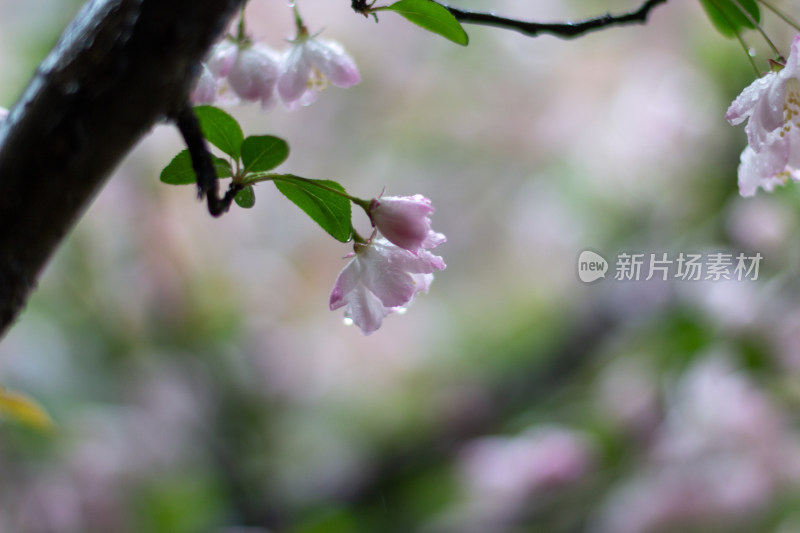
<box><xmin>190</xmin><ymin>65</ymin><xmax>217</xmax><ymax>105</ymax></box>
<box><xmin>207</xmin><ymin>40</ymin><xmax>237</xmax><ymax>78</ymax></box>
<box><xmin>227</xmin><ymin>44</ymin><xmax>280</xmax><ymax>109</ymax></box>
<box><xmin>369</xmin><ymin>194</ymin><xmax>443</xmax><ymax>251</ymax></box>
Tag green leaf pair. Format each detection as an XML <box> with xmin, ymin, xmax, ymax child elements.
<box><xmin>380</xmin><ymin>0</ymin><xmax>469</xmax><ymax>46</ymax></box>
<box><xmin>699</xmin><ymin>0</ymin><xmax>760</xmax><ymax>39</ymax></box>
<box><xmin>160</xmin><ymin>106</ymin><xmax>289</xmax><ymax>209</ymax></box>
<box><xmin>159</xmin><ymin>106</ymin><xmax>353</xmax><ymax>242</ymax></box>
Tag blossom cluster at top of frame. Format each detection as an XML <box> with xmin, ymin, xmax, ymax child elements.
<box><xmin>191</xmin><ymin>30</ymin><xmax>360</xmax><ymax>111</ymax></box>
<box><xmin>727</xmin><ymin>34</ymin><xmax>800</xmax><ymax>196</ymax></box>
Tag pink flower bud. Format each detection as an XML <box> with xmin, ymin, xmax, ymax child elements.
<box><xmin>369</xmin><ymin>194</ymin><xmax>444</xmax><ymax>251</ymax></box>
<box><xmin>207</xmin><ymin>40</ymin><xmax>237</xmax><ymax>78</ymax></box>
<box><xmin>190</xmin><ymin>65</ymin><xmax>217</xmax><ymax>105</ymax></box>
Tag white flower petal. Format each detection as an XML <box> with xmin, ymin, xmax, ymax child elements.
<box><xmin>329</xmin><ymin>257</ymin><xmax>362</xmax><ymax>310</ymax></box>
<box><xmin>738</xmin><ymin>145</ymin><xmax>789</xmax><ymax>197</ymax></box>
<box><xmin>278</xmin><ymin>43</ymin><xmax>313</xmax><ymax>105</ymax></box>
<box><xmin>343</xmin><ymin>284</ymin><xmax>388</xmax><ymax>335</ymax></box>
<box><xmin>726</xmin><ymin>73</ymin><xmax>776</xmax><ymax>126</ymax></box>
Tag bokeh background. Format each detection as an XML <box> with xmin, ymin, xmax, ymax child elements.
<box><xmin>2</xmin><ymin>0</ymin><xmax>800</xmax><ymax>531</ymax></box>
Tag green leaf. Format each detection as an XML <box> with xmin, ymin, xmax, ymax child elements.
<box><xmin>160</xmin><ymin>150</ymin><xmax>195</xmax><ymax>185</ymax></box>
<box><xmin>241</xmin><ymin>135</ymin><xmax>289</xmax><ymax>174</ymax></box>
<box><xmin>234</xmin><ymin>186</ymin><xmax>256</xmax><ymax>208</ymax></box>
<box><xmin>274</xmin><ymin>176</ymin><xmax>352</xmax><ymax>242</ymax></box>
<box><xmin>159</xmin><ymin>150</ymin><xmax>231</xmax><ymax>185</ymax></box>
<box><xmin>194</xmin><ymin>105</ymin><xmax>244</xmax><ymax>159</ymax></box>
<box><xmin>382</xmin><ymin>0</ymin><xmax>468</xmax><ymax>46</ymax></box>
<box><xmin>213</xmin><ymin>156</ymin><xmax>233</xmax><ymax>178</ymax></box>
<box><xmin>699</xmin><ymin>0</ymin><xmax>760</xmax><ymax>38</ymax></box>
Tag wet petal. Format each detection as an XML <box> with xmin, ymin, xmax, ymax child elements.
<box><xmin>305</xmin><ymin>39</ymin><xmax>361</xmax><ymax>88</ymax></box>
<box><xmin>343</xmin><ymin>284</ymin><xmax>388</xmax><ymax>335</ymax></box>
<box><xmin>278</xmin><ymin>43</ymin><xmax>312</xmax><ymax>105</ymax></box>
<box><xmin>726</xmin><ymin>73</ymin><xmax>777</xmax><ymax>126</ymax></box>
<box><xmin>329</xmin><ymin>258</ymin><xmax>362</xmax><ymax>310</ymax></box>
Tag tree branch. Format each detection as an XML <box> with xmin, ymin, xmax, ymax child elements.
<box><xmin>0</xmin><ymin>0</ymin><xmax>245</xmax><ymax>338</ymax></box>
<box><xmin>443</xmin><ymin>0</ymin><xmax>668</xmax><ymax>38</ymax></box>
<box><xmin>338</xmin><ymin>290</ymin><xmax>671</xmax><ymax>526</ymax></box>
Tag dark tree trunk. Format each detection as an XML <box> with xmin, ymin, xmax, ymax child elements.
<box><xmin>0</xmin><ymin>0</ymin><xmax>244</xmax><ymax>337</ymax></box>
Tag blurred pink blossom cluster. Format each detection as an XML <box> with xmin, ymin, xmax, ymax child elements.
<box><xmin>454</xmin><ymin>426</ymin><xmax>594</xmax><ymax>530</ymax></box>
<box><xmin>594</xmin><ymin>356</ymin><xmax>800</xmax><ymax>533</ymax></box>
<box><xmin>460</xmin><ymin>426</ymin><xmax>594</xmax><ymax>497</ymax></box>
<box><xmin>191</xmin><ymin>31</ymin><xmax>360</xmax><ymax>110</ymax></box>
<box><xmin>726</xmin><ymin>34</ymin><xmax>800</xmax><ymax>196</ymax></box>
<box><xmin>329</xmin><ymin>194</ymin><xmax>446</xmax><ymax>335</ymax></box>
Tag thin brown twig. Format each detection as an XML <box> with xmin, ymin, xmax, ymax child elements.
<box><xmin>174</xmin><ymin>104</ymin><xmax>242</xmax><ymax>217</ymax></box>
<box><xmin>405</xmin><ymin>0</ymin><xmax>668</xmax><ymax>39</ymax></box>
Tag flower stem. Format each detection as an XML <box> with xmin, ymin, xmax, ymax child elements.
<box><xmin>352</xmin><ymin>229</ymin><xmax>369</xmax><ymax>244</ymax></box>
<box><xmin>755</xmin><ymin>0</ymin><xmax>800</xmax><ymax>33</ymax></box>
<box><xmin>243</xmin><ymin>172</ymin><xmax>370</xmax><ymax>206</ymax></box>
<box><xmin>236</xmin><ymin>4</ymin><xmax>247</xmax><ymax>43</ymax></box>
<box><xmin>735</xmin><ymin>30</ymin><xmax>763</xmax><ymax>76</ymax></box>
<box><xmin>291</xmin><ymin>1</ymin><xmax>308</xmax><ymax>36</ymax></box>
<box><xmin>729</xmin><ymin>0</ymin><xmax>781</xmax><ymax>58</ymax></box>
<box><xmin>704</xmin><ymin>0</ymin><xmax>761</xmax><ymax>75</ymax></box>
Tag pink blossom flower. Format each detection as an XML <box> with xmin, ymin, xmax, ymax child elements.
<box><xmin>368</xmin><ymin>194</ymin><xmax>446</xmax><ymax>251</ymax></box>
<box><xmin>593</xmin><ymin>356</ymin><xmax>800</xmax><ymax>533</ymax></box>
<box><xmin>227</xmin><ymin>43</ymin><xmax>281</xmax><ymax>109</ymax></box>
<box><xmin>329</xmin><ymin>237</ymin><xmax>445</xmax><ymax>334</ymax></box>
<box><xmin>278</xmin><ymin>35</ymin><xmax>360</xmax><ymax>108</ymax></box>
<box><xmin>726</xmin><ymin>35</ymin><xmax>800</xmax><ymax>196</ymax></box>
<box><xmin>460</xmin><ymin>426</ymin><xmax>594</xmax><ymax>499</ymax></box>
<box><xmin>193</xmin><ymin>40</ymin><xmax>279</xmax><ymax>108</ymax></box>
